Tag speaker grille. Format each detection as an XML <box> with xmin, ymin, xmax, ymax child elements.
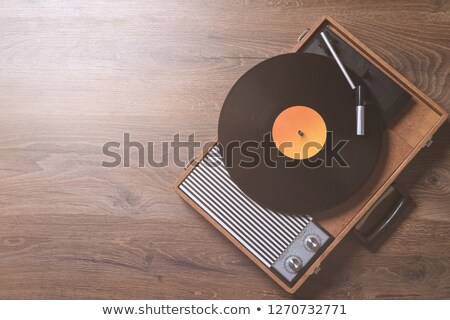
<box><xmin>179</xmin><ymin>145</ymin><xmax>312</xmax><ymax>267</ymax></box>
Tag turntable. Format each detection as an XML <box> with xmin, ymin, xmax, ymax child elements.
<box><xmin>174</xmin><ymin>17</ymin><xmax>447</xmax><ymax>293</ymax></box>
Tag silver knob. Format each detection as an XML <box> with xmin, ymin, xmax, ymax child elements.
<box><xmin>305</xmin><ymin>235</ymin><xmax>321</xmax><ymax>251</ymax></box>
<box><xmin>287</xmin><ymin>257</ymin><xmax>302</xmax><ymax>273</ymax></box>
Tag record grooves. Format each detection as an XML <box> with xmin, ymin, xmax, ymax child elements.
<box><xmin>218</xmin><ymin>53</ymin><xmax>383</xmax><ymax>215</ymax></box>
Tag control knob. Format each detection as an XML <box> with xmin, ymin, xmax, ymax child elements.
<box><xmin>305</xmin><ymin>235</ymin><xmax>321</xmax><ymax>252</ymax></box>
<box><xmin>286</xmin><ymin>256</ymin><xmax>302</xmax><ymax>273</ymax></box>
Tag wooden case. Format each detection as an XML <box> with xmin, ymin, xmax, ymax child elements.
<box><xmin>174</xmin><ymin>16</ymin><xmax>448</xmax><ymax>294</ymax></box>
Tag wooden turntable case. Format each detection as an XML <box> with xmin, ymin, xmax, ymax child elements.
<box><xmin>174</xmin><ymin>16</ymin><xmax>448</xmax><ymax>294</ymax></box>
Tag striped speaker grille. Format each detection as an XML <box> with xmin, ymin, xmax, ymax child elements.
<box><xmin>179</xmin><ymin>145</ymin><xmax>312</xmax><ymax>267</ymax></box>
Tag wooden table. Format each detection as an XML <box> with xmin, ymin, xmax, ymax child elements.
<box><xmin>0</xmin><ymin>1</ymin><xmax>448</xmax><ymax>299</ymax></box>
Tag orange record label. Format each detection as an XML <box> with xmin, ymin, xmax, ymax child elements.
<box><xmin>272</xmin><ymin>106</ymin><xmax>327</xmax><ymax>160</ymax></box>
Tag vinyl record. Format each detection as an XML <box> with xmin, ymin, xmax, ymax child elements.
<box><xmin>218</xmin><ymin>53</ymin><xmax>383</xmax><ymax>215</ymax></box>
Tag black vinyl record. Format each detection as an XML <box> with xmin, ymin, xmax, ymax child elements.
<box><xmin>218</xmin><ymin>53</ymin><xmax>383</xmax><ymax>215</ymax></box>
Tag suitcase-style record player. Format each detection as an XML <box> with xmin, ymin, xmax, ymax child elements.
<box><xmin>174</xmin><ymin>17</ymin><xmax>448</xmax><ymax>294</ymax></box>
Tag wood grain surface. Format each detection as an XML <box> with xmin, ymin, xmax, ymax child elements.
<box><xmin>0</xmin><ymin>1</ymin><xmax>448</xmax><ymax>299</ymax></box>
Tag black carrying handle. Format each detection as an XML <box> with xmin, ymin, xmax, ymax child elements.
<box><xmin>353</xmin><ymin>183</ymin><xmax>410</xmax><ymax>248</ymax></box>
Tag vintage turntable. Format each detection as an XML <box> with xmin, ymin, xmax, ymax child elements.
<box><xmin>174</xmin><ymin>17</ymin><xmax>447</xmax><ymax>293</ymax></box>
